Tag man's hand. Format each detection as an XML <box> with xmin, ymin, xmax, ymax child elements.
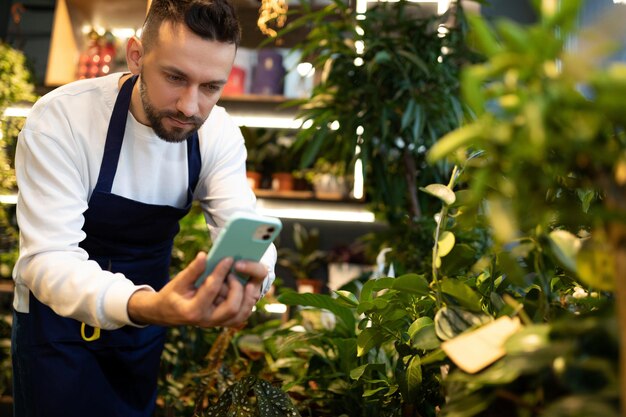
<box><xmin>127</xmin><ymin>252</ymin><xmax>267</xmax><ymax>328</ymax></box>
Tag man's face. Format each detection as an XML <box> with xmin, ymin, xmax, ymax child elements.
<box><xmin>136</xmin><ymin>21</ymin><xmax>236</xmax><ymax>143</ymax></box>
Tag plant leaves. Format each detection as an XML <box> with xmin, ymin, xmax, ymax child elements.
<box><xmin>349</xmin><ymin>363</ymin><xmax>386</xmax><ymax>381</ymax></box>
<box><xmin>334</xmin><ymin>290</ymin><xmax>359</xmax><ymax>308</ymax></box>
<box><xmin>409</xmin><ymin>318</ymin><xmax>440</xmax><ymax>351</ymax></box>
<box><xmin>440</xmin><ymin>278</ymin><xmax>482</xmax><ymax>312</ymax></box>
<box><xmin>576</xmin><ymin>240</ymin><xmax>615</xmax><ymax>291</ymax></box>
<box><xmin>548</xmin><ymin>229</ymin><xmax>581</xmax><ymax>272</ymax></box>
<box><xmin>427</xmin><ymin>123</ymin><xmax>484</xmax><ymax>163</ymax></box>
<box><xmin>357</xmin><ymin>327</ymin><xmax>385</xmax><ymax>357</ymax></box>
<box><xmin>435</xmin><ymin>306</ymin><xmax>492</xmax><ymax>340</ymax></box>
<box><xmin>504</xmin><ymin>324</ymin><xmax>551</xmax><ymax>354</ymax></box>
<box><xmin>360</xmin><ymin>277</ymin><xmax>395</xmax><ymax>302</ymax></box>
<box><xmin>438</xmin><ymin>231</ymin><xmax>456</xmax><ymax>258</ymax></box>
<box><xmin>278</xmin><ymin>291</ymin><xmax>355</xmax><ymax>333</ymax></box>
<box><xmin>391</xmin><ymin>273</ymin><xmax>431</xmax><ymax>295</ymax></box>
<box><xmin>420</xmin><ymin>184</ymin><xmax>456</xmax><ymax>206</ymax></box>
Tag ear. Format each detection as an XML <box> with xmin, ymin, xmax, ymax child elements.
<box><xmin>126</xmin><ymin>36</ymin><xmax>144</xmax><ymax>75</ymax></box>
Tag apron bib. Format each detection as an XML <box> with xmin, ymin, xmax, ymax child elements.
<box><xmin>12</xmin><ymin>75</ymin><xmax>201</xmax><ymax>417</ymax></box>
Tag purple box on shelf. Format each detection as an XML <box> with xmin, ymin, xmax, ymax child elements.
<box><xmin>251</xmin><ymin>49</ymin><xmax>285</xmax><ymax>96</ymax></box>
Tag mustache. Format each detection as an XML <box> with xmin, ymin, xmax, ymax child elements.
<box><xmin>163</xmin><ymin>111</ymin><xmax>203</xmax><ymax>125</ymax></box>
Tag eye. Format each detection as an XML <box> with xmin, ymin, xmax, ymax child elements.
<box><xmin>202</xmin><ymin>83</ymin><xmax>222</xmax><ymax>93</ymax></box>
<box><xmin>165</xmin><ymin>73</ymin><xmax>185</xmax><ymax>83</ymax></box>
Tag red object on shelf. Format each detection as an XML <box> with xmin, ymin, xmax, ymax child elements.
<box><xmin>223</xmin><ymin>66</ymin><xmax>246</xmax><ymax>96</ymax></box>
<box><xmin>77</xmin><ymin>30</ymin><xmax>117</xmax><ymax>80</ymax></box>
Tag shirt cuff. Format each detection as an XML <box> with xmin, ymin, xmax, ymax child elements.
<box><xmin>102</xmin><ymin>279</ymin><xmax>155</xmax><ymax>328</ymax></box>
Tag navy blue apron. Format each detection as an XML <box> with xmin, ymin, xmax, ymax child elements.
<box><xmin>12</xmin><ymin>75</ymin><xmax>202</xmax><ymax>417</ymax></box>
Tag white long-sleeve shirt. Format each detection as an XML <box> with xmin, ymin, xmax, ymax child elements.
<box><xmin>13</xmin><ymin>73</ymin><xmax>276</xmax><ymax>330</ymax></box>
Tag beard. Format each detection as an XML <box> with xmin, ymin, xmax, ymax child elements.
<box><xmin>139</xmin><ymin>74</ymin><xmax>205</xmax><ymax>143</ymax></box>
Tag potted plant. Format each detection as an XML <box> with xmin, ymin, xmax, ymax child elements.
<box><xmin>240</xmin><ymin>126</ymin><xmax>274</xmax><ymax>189</ymax></box>
<box><xmin>278</xmin><ymin>223</ymin><xmax>328</xmax><ymax>293</ymax></box>
<box><xmin>275</xmin><ymin>0</ymin><xmax>472</xmax><ymax>225</ymax></box>
<box><xmin>305</xmin><ymin>158</ymin><xmax>351</xmax><ymax>200</ymax></box>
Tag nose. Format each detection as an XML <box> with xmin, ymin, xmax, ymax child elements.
<box><xmin>176</xmin><ymin>86</ymin><xmax>200</xmax><ymax>118</ymax></box>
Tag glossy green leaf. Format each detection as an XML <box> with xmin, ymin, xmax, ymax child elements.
<box><xmin>427</xmin><ymin>123</ymin><xmax>484</xmax><ymax>163</ymax></box>
<box><xmin>357</xmin><ymin>300</ymin><xmax>375</xmax><ymax>315</ymax></box>
<box><xmin>548</xmin><ymin>229</ymin><xmax>581</xmax><ymax>272</ymax></box>
<box><xmin>363</xmin><ymin>386</ymin><xmax>389</xmax><ymax>397</ymax></box>
<box><xmin>441</xmin><ymin>278</ymin><xmax>482</xmax><ymax>312</ymax></box>
<box><xmin>577</xmin><ymin>189</ymin><xmax>595</xmax><ymax>213</ymax></box>
<box><xmin>401</xmin><ymin>99</ymin><xmax>416</xmax><ymax>131</ymax></box>
<box><xmin>334</xmin><ymin>290</ymin><xmax>359</xmax><ymax>308</ymax></box>
<box><xmin>412</xmin><ymin>106</ymin><xmax>425</xmax><ymax>143</ymax></box>
<box><xmin>420</xmin><ymin>184</ymin><xmax>456</xmax><ymax>206</ymax></box>
<box><xmin>405</xmin><ymin>355</ymin><xmax>422</xmax><ymax>397</ymax></box>
<box><xmin>435</xmin><ymin>306</ymin><xmax>492</xmax><ymax>340</ymax></box>
<box><xmin>372</xmin><ymin>298</ymin><xmax>389</xmax><ymax>310</ymax></box>
<box><xmin>409</xmin><ymin>318</ymin><xmax>440</xmax><ymax>351</ymax></box>
<box><xmin>360</xmin><ymin>277</ymin><xmax>395</xmax><ymax>302</ymax></box>
<box><xmin>278</xmin><ymin>291</ymin><xmax>355</xmax><ymax>333</ymax></box>
<box><xmin>420</xmin><ymin>348</ymin><xmax>447</xmax><ymax>366</ymax></box>
<box><xmin>357</xmin><ymin>327</ymin><xmax>384</xmax><ymax>357</ymax></box>
<box><xmin>391</xmin><ymin>273</ymin><xmax>431</xmax><ymax>295</ymax></box>
<box><xmin>495</xmin><ymin>19</ymin><xmax>529</xmax><ymax>52</ymax></box>
<box><xmin>438</xmin><ymin>231</ymin><xmax>456</xmax><ymax>257</ymax></box>
<box><xmin>504</xmin><ymin>324</ymin><xmax>551</xmax><ymax>354</ymax></box>
<box><xmin>349</xmin><ymin>363</ymin><xmax>386</xmax><ymax>381</ymax></box>
<box><xmin>467</xmin><ymin>13</ymin><xmax>502</xmax><ymax>57</ymax></box>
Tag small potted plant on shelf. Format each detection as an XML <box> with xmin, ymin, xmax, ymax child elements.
<box><xmin>240</xmin><ymin>126</ymin><xmax>273</xmax><ymax>190</ymax></box>
<box><xmin>305</xmin><ymin>158</ymin><xmax>351</xmax><ymax>200</ymax></box>
<box><xmin>265</xmin><ymin>132</ymin><xmax>299</xmax><ymax>192</ymax></box>
<box><xmin>278</xmin><ymin>223</ymin><xmax>327</xmax><ymax>293</ymax></box>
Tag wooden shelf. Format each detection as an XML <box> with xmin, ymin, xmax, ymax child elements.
<box><xmin>220</xmin><ymin>94</ymin><xmax>289</xmax><ymax>103</ymax></box>
<box><xmin>255</xmin><ymin>189</ymin><xmax>314</xmax><ymax>199</ymax></box>
<box><xmin>254</xmin><ymin>189</ymin><xmax>361</xmax><ymax>203</ymax></box>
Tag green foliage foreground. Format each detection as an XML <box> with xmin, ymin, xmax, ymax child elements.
<box><xmin>156</xmin><ymin>1</ymin><xmax>626</xmax><ymax>416</ymax></box>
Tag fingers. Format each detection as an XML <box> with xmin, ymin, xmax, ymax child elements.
<box><xmin>233</xmin><ymin>261</ymin><xmax>268</xmax><ymax>283</ymax></box>
<box><xmin>194</xmin><ymin>256</ymin><xmax>234</xmax><ymax>304</ymax></box>
<box><xmin>206</xmin><ymin>273</ymin><xmax>246</xmax><ymax>325</ymax></box>
<box><xmin>213</xmin><ymin>282</ymin><xmax>229</xmax><ymax>305</ymax></box>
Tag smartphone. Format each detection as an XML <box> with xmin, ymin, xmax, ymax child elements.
<box><xmin>194</xmin><ymin>212</ymin><xmax>282</xmax><ymax>288</ymax></box>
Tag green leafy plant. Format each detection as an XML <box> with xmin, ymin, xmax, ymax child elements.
<box><xmin>424</xmin><ymin>0</ymin><xmax>623</xmax><ymax>414</ymax></box>
<box><xmin>278</xmin><ymin>223</ymin><xmax>327</xmax><ymax>282</ymax></box>
<box><xmin>240</xmin><ymin>126</ymin><xmax>275</xmax><ymax>174</ymax></box>
<box><xmin>0</xmin><ymin>42</ymin><xmax>37</xmax><ymax>279</ymax></box>
<box><xmin>201</xmin><ymin>375</ymin><xmax>301</xmax><ymax>417</ymax></box>
<box><xmin>276</xmin><ymin>0</ymin><xmax>473</xmax><ymax>225</ymax></box>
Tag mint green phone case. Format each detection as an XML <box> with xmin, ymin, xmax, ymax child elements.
<box><xmin>194</xmin><ymin>212</ymin><xmax>282</xmax><ymax>288</ymax></box>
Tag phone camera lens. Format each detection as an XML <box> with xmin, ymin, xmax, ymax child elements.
<box><xmin>267</xmin><ymin>227</ymin><xmax>275</xmax><ymax>233</ymax></box>
<box><xmin>262</xmin><ymin>234</ymin><xmax>271</xmax><ymax>240</ymax></box>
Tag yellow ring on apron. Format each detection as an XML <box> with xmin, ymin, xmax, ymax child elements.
<box><xmin>81</xmin><ymin>322</ymin><xmax>101</xmax><ymax>342</ymax></box>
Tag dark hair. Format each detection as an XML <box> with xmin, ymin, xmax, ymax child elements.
<box><xmin>141</xmin><ymin>0</ymin><xmax>241</xmax><ymax>51</ymax></box>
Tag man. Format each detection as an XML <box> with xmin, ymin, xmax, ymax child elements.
<box><xmin>11</xmin><ymin>0</ymin><xmax>276</xmax><ymax>416</ymax></box>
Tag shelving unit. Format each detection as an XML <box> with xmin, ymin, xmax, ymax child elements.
<box><xmin>15</xmin><ymin>0</ymin><xmax>373</xmax><ymax>222</ymax></box>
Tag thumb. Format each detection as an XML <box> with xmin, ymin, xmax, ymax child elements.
<box><xmin>195</xmin><ymin>256</ymin><xmax>235</xmax><ymax>300</ymax></box>
<box><xmin>173</xmin><ymin>252</ymin><xmax>209</xmax><ymax>288</ymax></box>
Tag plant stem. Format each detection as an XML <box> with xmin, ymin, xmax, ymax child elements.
<box><xmin>431</xmin><ymin>166</ymin><xmax>460</xmax><ymax>309</ymax></box>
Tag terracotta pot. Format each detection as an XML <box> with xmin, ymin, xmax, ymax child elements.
<box><xmin>271</xmin><ymin>172</ymin><xmax>294</xmax><ymax>191</ymax></box>
<box><xmin>246</xmin><ymin>171</ymin><xmax>263</xmax><ymax>189</ymax></box>
<box><xmin>296</xmin><ymin>278</ymin><xmax>323</xmax><ymax>294</ymax></box>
